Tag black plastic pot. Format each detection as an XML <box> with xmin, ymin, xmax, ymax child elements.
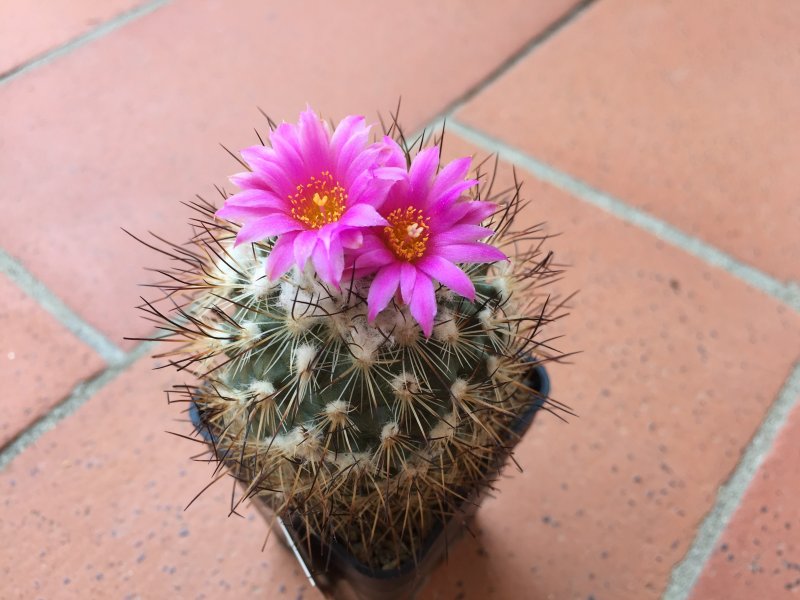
<box><xmin>190</xmin><ymin>363</ymin><xmax>550</xmax><ymax>600</ymax></box>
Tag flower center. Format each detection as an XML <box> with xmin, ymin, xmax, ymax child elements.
<box><xmin>289</xmin><ymin>171</ymin><xmax>346</xmax><ymax>229</ymax></box>
<box><xmin>384</xmin><ymin>206</ymin><xmax>430</xmax><ymax>261</ymax></box>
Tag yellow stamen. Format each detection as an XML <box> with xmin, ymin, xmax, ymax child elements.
<box><xmin>384</xmin><ymin>207</ymin><xmax>430</xmax><ymax>261</ymax></box>
<box><xmin>289</xmin><ymin>171</ymin><xmax>346</xmax><ymax>229</ymax></box>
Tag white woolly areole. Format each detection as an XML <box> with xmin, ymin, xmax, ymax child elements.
<box><xmin>216</xmin><ymin>243</ymin><xmax>253</xmax><ymax>285</ymax></box>
<box><xmin>274</xmin><ymin>427</ymin><xmax>323</xmax><ymax>461</ymax></box>
<box><xmin>390</xmin><ymin>372</ymin><xmax>419</xmax><ymax>403</ymax></box>
<box><xmin>278</xmin><ymin>279</ymin><xmax>322</xmax><ymax>333</ymax></box>
<box><xmin>380</xmin><ymin>421</ymin><xmax>401</xmax><ymax>442</ymax></box>
<box><xmin>429</xmin><ymin>411</ymin><xmax>458</xmax><ymax>442</ymax></box>
<box><xmin>436</xmin><ymin>287</ymin><xmax>455</xmax><ymax>302</ymax></box>
<box><xmin>248</xmin><ymin>270</ymin><xmax>276</xmax><ymax>297</ymax></box>
<box><xmin>478</xmin><ymin>308</ymin><xmax>494</xmax><ymax>328</ymax></box>
<box><xmin>433</xmin><ymin>309</ymin><xmax>459</xmax><ymax>343</ymax></box>
<box><xmin>248</xmin><ymin>379</ymin><xmax>275</xmax><ymax>397</ymax></box>
<box><xmin>240</xmin><ymin>321</ymin><xmax>261</xmax><ymax>342</ymax></box>
<box><xmin>323</xmin><ymin>400</ymin><xmax>351</xmax><ymax>428</ymax></box>
<box><xmin>293</xmin><ymin>343</ymin><xmax>317</xmax><ymax>376</ymax></box>
<box><xmin>450</xmin><ymin>378</ymin><xmax>469</xmax><ymax>402</ymax></box>
<box><xmin>392</xmin><ymin>313</ymin><xmax>420</xmax><ymax>347</ymax></box>
<box><xmin>486</xmin><ymin>355</ymin><xmax>500</xmax><ymax>378</ymax></box>
<box><xmin>348</xmin><ymin>323</ymin><xmax>384</xmax><ymax>367</ymax></box>
<box><xmin>332</xmin><ymin>451</ymin><xmax>374</xmax><ymax>474</ymax></box>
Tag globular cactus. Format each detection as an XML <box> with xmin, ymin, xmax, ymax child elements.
<box><xmin>138</xmin><ymin>108</ymin><xmax>567</xmax><ymax>569</ymax></box>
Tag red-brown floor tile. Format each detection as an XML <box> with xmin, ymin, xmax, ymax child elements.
<box><xmin>415</xmin><ymin>136</ymin><xmax>800</xmax><ymax>599</ymax></box>
<box><xmin>458</xmin><ymin>0</ymin><xmax>800</xmax><ymax>283</ymax></box>
<box><xmin>0</xmin><ymin>0</ymin><xmax>147</xmax><ymax>75</ymax></box>
<box><xmin>0</xmin><ymin>357</ymin><xmax>320</xmax><ymax>599</ymax></box>
<box><xmin>0</xmin><ymin>0</ymin><xmax>580</xmax><ymax>349</ymax></box>
<box><xmin>690</xmin><ymin>399</ymin><xmax>800</xmax><ymax>600</ymax></box>
<box><xmin>0</xmin><ymin>274</ymin><xmax>105</xmax><ymax>448</ymax></box>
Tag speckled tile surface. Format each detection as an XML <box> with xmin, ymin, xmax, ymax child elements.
<box><xmin>690</xmin><ymin>400</ymin><xmax>800</xmax><ymax>600</ymax></box>
<box><xmin>458</xmin><ymin>0</ymin><xmax>800</xmax><ymax>282</ymax></box>
<box><xmin>0</xmin><ymin>358</ymin><xmax>320</xmax><ymax>599</ymax></box>
<box><xmin>0</xmin><ymin>274</ymin><xmax>105</xmax><ymax>447</ymax></box>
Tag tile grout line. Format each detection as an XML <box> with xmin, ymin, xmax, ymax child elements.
<box><xmin>440</xmin><ymin>118</ymin><xmax>800</xmax><ymax>312</ymax></box>
<box><xmin>0</xmin><ymin>0</ymin><xmax>171</xmax><ymax>84</ymax></box>
<box><xmin>0</xmin><ymin>248</ymin><xmax>127</xmax><ymax>364</ymax></box>
<box><xmin>418</xmin><ymin>0</ymin><xmax>600</xmax><ymax>125</ymax></box>
<box><xmin>662</xmin><ymin>362</ymin><xmax>800</xmax><ymax>599</ymax></box>
<box><xmin>0</xmin><ymin>341</ymin><xmax>155</xmax><ymax>471</ymax></box>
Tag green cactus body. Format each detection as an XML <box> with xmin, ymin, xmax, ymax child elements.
<box><xmin>143</xmin><ymin>130</ymin><xmax>565</xmax><ymax>569</ymax></box>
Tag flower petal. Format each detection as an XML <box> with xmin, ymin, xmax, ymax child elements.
<box><xmin>331</xmin><ymin>115</ymin><xmax>370</xmax><ymax>176</ymax></box>
<box><xmin>265</xmin><ymin>234</ymin><xmax>296</xmax><ymax>281</ymax></box>
<box><xmin>408</xmin><ymin>274</ymin><xmax>436</xmax><ymax>337</ymax></box>
<box><xmin>311</xmin><ymin>243</ymin><xmax>337</xmax><ymax>288</ymax></box>
<box><xmin>429</xmin><ymin>156</ymin><xmax>472</xmax><ymax>199</ymax></box>
<box><xmin>417</xmin><ymin>255</ymin><xmax>475</xmax><ymax>300</ymax></box>
<box><xmin>430</xmin><ymin>224</ymin><xmax>495</xmax><ymax>245</ymax></box>
<box><xmin>408</xmin><ymin>147</ymin><xmax>440</xmax><ymax>200</ymax></box>
<box><xmin>433</xmin><ymin>242</ymin><xmax>508</xmax><ymax>264</ymax></box>
<box><xmin>399</xmin><ymin>263</ymin><xmax>417</xmax><ymax>304</ymax></box>
<box><xmin>367</xmin><ymin>263</ymin><xmax>401</xmax><ymax>322</ymax></box>
<box><xmin>293</xmin><ymin>229</ymin><xmax>319</xmax><ymax>270</ymax></box>
<box><xmin>340</xmin><ymin>228</ymin><xmax>363</xmax><ymax>249</ymax></box>
<box><xmin>235</xmin><ymin>214</ymin><xmax>303</xmax><ymax>244</ymax></box>
<box><xmin>298</xmin><ymin>107</ymin><xmax>331</xmax><ymax>171</ymax></box>
<box><xmin>340</xmin><ymin>203</ymin><xmax>389</xmax><ymax>227</ymax></box>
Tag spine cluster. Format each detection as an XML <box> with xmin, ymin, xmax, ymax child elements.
<box><xmin>139</xmin><ymin>128</ymin><xmax>568</xmax><ymax>568</ymax></box>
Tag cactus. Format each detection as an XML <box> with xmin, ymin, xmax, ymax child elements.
<box><xmin>138</xmin><ymin>109</ymin><xmax>567</xmax><ymax>569</ymax></box>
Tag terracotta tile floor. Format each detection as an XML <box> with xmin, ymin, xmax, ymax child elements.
<box><xmin>1</xmin><ymin>1</ymin><xmax>798</xmax><ymax>599</ymax></box>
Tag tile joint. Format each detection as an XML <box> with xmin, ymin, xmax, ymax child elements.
<box><xmin>662</xmin><ymin>362</ymin><xmax>800</xmax><ymax>599</ymax></box>
<box><xmin>0</xmin><ymin>0</ymin><xmax>170</xmax><ymax>84</ymax></box>
<box><xmin>439</xmin><ymin>118</ymin><xmax>800</xmax><ymax>313</ymax></box>
<box><xmin>421</xmin><ymin>0</ymin><xmax>599</xmax><ymax>125</ymax></box>
<box><xmin>0</xmin><ymin>247</ymin><xmax>127</xmax><ymax>364</ymax></box>
<box><xmin>0</xmin><ymin>342</ymin><xmax>154</xmax><ymax>471</ymax></box>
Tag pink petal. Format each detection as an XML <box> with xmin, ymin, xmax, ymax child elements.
<box><xmin>367</xmin><ymin>263</ymin><xmax>401</xmax><ymax>322</ymax></box>
<box><xmin>349</xmin><ymin>247</ymin><xmax>395</xmax><ymax>276</ymax></box>
<box><xmin>293</xmin><ymin>229</ymin><xmax>319</xmax><ymax>269</ymax></box>
<box><xmin>340</xmin><ymin>203</ymin><xmax>389</xmax><ymax>227</ymax></box>
<box><xmin>265</xmin><ymin>234</ymin><xmax>296</xmax><ymax>281</ymax></box>
<box><xmin>373</xmin><ymin>136</ymin><xmax>406</xmax><ymax>169</ymax></box>
<box><xmin>218</xmin><ymin>188</ymin><xmax>284</xmax><ymax>208</ymax></box>
<box><xmin>240</xmin><ymin>146</ymin><xmax>298</xmax><ymax>195</ymax></box>
<box><xmin>408</xmin><ymin>147</ymin><xmax>440</xmax><ymax>200</ymax></box>
<box><xmin>430</xmin><ymin>224</ymin><xmax>495</xmax><ymax>245</ymax></box>
<box><xmin>408</xmin><ymin>274</ymin><xmax>436</xmax><ymax>337</ymax></box>
<box><xmin>433</xmin><ymin>242</ymin><xmax>507</xmax><ymax>264</ymax></box>
<box><xmin>428</xmin><ymin>179</ymin><xmax>479</xmax><ymax>214</ymax></box>
<box><xmin>298</xmin><ymin>107</ymin><xmax>331</xmax><ymax>171</ymax></box>
<box><xmin>437</xmin><ymin>200</ymin><xmax>497</xmax><ymax>229</ymax></box>
<box><xmin>400</xmin><ymin>262</ymin><xmax>417</xmax><ymax>304</ymax></box>
<box><xmin>417</xmin><ymin>255</ymin><xmax>476</xmax><ymax>300</ymax></box>
<box><xmin>316</xmin><ymin>222</ymin><xmax>341</xmax><ymax>252</ymax></box>
<box><xmin>331</xmin><ymin>115</ymin><xmax>370</xmax><ymax>176</ymax></box>
<box><xmin>235</xmin><ymin>214</ymin><xmax>303</xmax><ymax>244</ymax></box>
<box><xmin>429</xmin><ymin>156</ymin><xmax>472</xmax><ymax>199</ymax></box>
<box><xmin>311</xmin><ymin>244</ymin><xmax>337</xmax><ymax>288</ymax></box>
<box><xmin>267</xmin><ymin>123</ymin><xmax>305</xmax><ymax>179</ymax></box>
<box><xmin>340</xmin><ymin>229</ymin><xmax>363</xmax><ymax>249</ymax></box>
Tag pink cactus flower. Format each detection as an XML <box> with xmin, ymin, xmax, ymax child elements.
<box><xmin>216</xmin><ymin>108</ymin><xmax>404</xmax><ymax>287</ymax></box>
<box><xmin>354</xmin><ymin>147</ymin><xmax>507</xmax><ymax>336</ymax></box>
